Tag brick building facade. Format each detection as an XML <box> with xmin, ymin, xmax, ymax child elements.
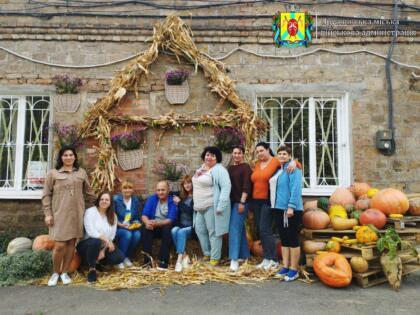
<box><xmin>0</xmin><ymin>0</ymin><xmax>419</xmax><ymax>231</ymax></box>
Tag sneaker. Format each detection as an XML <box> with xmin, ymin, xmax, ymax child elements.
<box><xmin>208</xmin><ymin>259</ymin><xmax>219</xmax><ymax>266</ymax></box>
<box><xmin>117</xmin><ymin>263</ymin><xmax>125</xmax><ymax>270</ymax></box>
<box><xmin>202</xmin><ymin>255</ymin><xmax>210</xmax><ymax>262</ymax></box>
<box><xmin>156</xmin><ymin>261</ymin><xmax>168</xmax><ymax>270</ymax></box>
<box><xmin>264</xmin><ymin>260</ymin><xmax>279</xmax><ymax>271</ymax></box>
<box><xmin>182</xmin><ymin>256</ymin><xmax>191</xmax><ymax>269</ymax></box>
<box><xmin>284</xmin><ymin>269</ymin><xmax>299</xmax><ymax>282</ymax></box>
<box><xmin>123</xmin><ymin>258</ymin><xmax>133</xmax><ymax>267</ymax></box>
<box><xmin>47</xmin><ymin>273</ymin><xmax>60</xmax><ymax>287</ymax></box>
<box><xmin>175</xmin><ymin>262</ymin><xmax>183</xmax><ymax>272</ymax></box>
<box><xmin>230</xmin><ymin>260</ymin><xmax>239</xmax><ymax>272</ymax></box>
<box><xmin>256</xmin><ymin>259</ymin><xmax>270</xmax><ymax>269</ymax></box>
<box><xmin>274</xmin><ymin>267</ymin><xmax>289</xmax><ymax>279</ymax></box>
<box><xmin>60</xmin><ymin>273</ymin><xmax>72</xmax><ymax>285</ymax></box>
<box><xmin>87</xmin><ymin>270</ymin><xmax>97</xmax><ymax>283</ymax></box>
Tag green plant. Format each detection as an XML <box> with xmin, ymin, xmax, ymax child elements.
<box><xmin>111</xmin><ymin>127</ymin><xmax>147</xmax><ymax>150</ymax></box>
<box><xmin>214</xmin><ymin>127</ymin><xmax>245</xmax><ymax>153</ymax></box>
<box><xmin>52</xmin><ymin>75</ymin><xmax>82</xmax><ymax>94</ymax></box>
<box><xmin>152</xmin><ymin>157</ymin><xmax>186</xmax><ymax>181</ymax></box>
<box><xmin>0</xmin><ymin>250</ymin><xmax>52</xmax><ymax>286</ymax></box>
<box><xmin>165</xmin><ymin>69</ymin><xmax>189</xmax><ymax>85</ymax></box>
<box><xmin>377</xmin><ymin>227</ymin><xmax>417</xmax><ymax>259</ymax></box>
<box><xmin>50</xmin><ymin>123</ymin><xmax>83</xmax><ymax>149</ymax></box>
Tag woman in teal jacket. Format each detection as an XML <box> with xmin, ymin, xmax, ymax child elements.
<box><xmin>192</xmin><ymin>146</ymin><xmax>231</xmax><ymax>266</ymax></box>
<box><xmin>270</xmin><ymin>145</ymin><xmax>303</xmax><ymax>282</ymax></box>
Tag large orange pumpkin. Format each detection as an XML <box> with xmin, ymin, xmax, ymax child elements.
<box><xmin>355</xmin><ymin>197</ymin><xmax>371</xmax><ymax>211</ymax></box>
<box><xmin>303</xmin><ymin>208</ymin><xmax>330</xmax><ymax>230</ymax></box>
<box><xmin>329</xmin><ymin>188</ymin><xmax>356</xmax><ymax>207</ymax></box>
<box><xmin>304</xmin><ymin>200</ymin><xmax>318</xmax><ymax>211</ymax></box>
<box><xmin>32</xmin><ymin>235</ymin><xmax>55</xmax><ymax>251</ymax></box>
<box><xmin>68</xmin><ymin>251</ymin><xmax>81</xmax><ymax>273</ymax></box>
<box><xmin>313</xmin><ymin>252</ymin><xmax>352</xmax><ymax>288</ymax></box>
<box><xmin>359</xmin><ymin>208</ymin><xmax>387</xmax><ymax>229</ymax></box>
<box><xmin>408</xmin><ymin>198</ymin><xmax>420</xmax><ymax>216</ymax></box>
<box><xmin>349</xmin><ymin>182</ymin><xmax>371</xmax><ymax>198</ymax></box>
<box><xmin>371</xmin><ymin>188</ymin><xmax>409</xmax><ymax>216</ymax></box>
<box><xmin>356</xmin><ymin>226</ymin><xmax>378</xmax><ymax>243</ymax></box>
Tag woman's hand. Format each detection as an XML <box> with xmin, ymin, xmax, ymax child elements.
<box><xmin>285</xmin><ymin>160</ymin><xmax>297</xmax><ymax>173</ymax></box>
<box><xmin>97</xmin><ymin>249</ymin><xmax>105</xmax><ymax>261</ymax></box>
<box><xmin>45</xmin><ymin>216</ymin><xmax>54</xmax><ymax>226</ymax></box>
<box><xmin>173</xmin><ymin>196</ymin><xmax>181</xmax><ymax>205</ymax></box>
<box><xmin>286</xmin><ymin>208</ymin><xmax>294</xmax><ymax>218</ymax></box>
<box><xmin>238</xmin><ymin>203</ymin><xmax>245</xmax><ymax>214</ymax></box>
<box><xmin>107</xmin><ymin>241</ymin><xmax>115</xmax><ymax>252</ymax></box>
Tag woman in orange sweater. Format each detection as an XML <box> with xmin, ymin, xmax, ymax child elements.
<box><xmin>251</xmin><ymin>142</ymin><xmax>297</xmax><ymax>270</ymax></box>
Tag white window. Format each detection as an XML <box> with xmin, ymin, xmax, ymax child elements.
<box><xmin>256</xmin><ymin>94</ymin><xmax>351</xmax><ymax>195</ymax></box>
<box><xmin>0</xmin><ymin>95</ymin><xmax>52</xmax><ymax>199</ymax></box>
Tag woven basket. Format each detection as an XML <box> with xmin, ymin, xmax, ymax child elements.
<box><xmin>165</xmin><ymin>80</ymin><xmax>189</xmax><ymax>105</ymax></box>
<box><xmin>168</xmin><ymin>180</ymin><xmax>181</xmax><ymax>192</ymax></box>
<box><xmin>52</xmin><ymin>94</ymin><xmax>80</xmax><ymax>113</ymax></box>
<box><xmin>117</xmin><ymin>147</ymin><xmax>144</xmax><ymax>171</ymax></box>
<box><xmin>221</xmin><ymin>153</ymin><xmax>232</xmax><ymax>168</ymax></box>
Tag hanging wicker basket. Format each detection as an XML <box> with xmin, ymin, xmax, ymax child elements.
<box><xmin>168</xmin><ymin>180</ymin><xmax>181</xmax><ymax>192</ymax></box>
<box><xmin>221</xmin><ymin>153</ymin><xmax>232</xmax><ymax>168</ymax></box>
<box><xmin>52</xmin><ymin>94</ymin><xmax>81</xmax><ymax>113</ymax></box>
<box><xmin>165</xmin><ymin>80</ymin><xmax>189</xmax><ymax>105</ymax></box>
<box><xmin>117</xmin><ymin>147</ymin><xmax>144</xmax><ymax>171</ymax></box>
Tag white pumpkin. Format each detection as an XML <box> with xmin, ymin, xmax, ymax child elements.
<box><xmin>7</xmin><ymin>237</ymin><xmax>33</xmax><ymax>256</ymax></box>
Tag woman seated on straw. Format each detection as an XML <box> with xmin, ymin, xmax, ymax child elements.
<box><xmin>113</xmin><ymin>178</ymin><xmax>142</xmax><ymax>269</ymax></box>
<box><xmin>76</xmin><ymin>191</ymin><xmax>124</xmax><ymax>284</ymax></box>
<box><xmin>172</xmin><ymin>175</ymin><xmax>195</xmax><ymax>272</ymax></box>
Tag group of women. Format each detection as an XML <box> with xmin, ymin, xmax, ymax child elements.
<box><xmin>42</xmin><ymin>141</ymin><xmax>303</xmax><ymax>286</ymax></box>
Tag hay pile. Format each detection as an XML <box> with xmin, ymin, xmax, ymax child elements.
<box><xmin>79</xmin><ymin>14</ymin><xmax>266</xmax><ymax>192</ymax></box>
<box><xmin>32</xmin><ymin>260</ymin><xmax>314</xmax><ymax>291</ymax></box>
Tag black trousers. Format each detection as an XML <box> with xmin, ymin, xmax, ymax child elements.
<box><xmin>141</xmin><ymin>224</ymin><xmax>172</xmax><ymax>264</ymax></box>
<box><xmin>76</xmin><ymin>238</ymin><xmax>124</xmax><ymax>268</ymax></box>
<box><xmin>273</xmin><ymin>210</ymin><xmax>303</xmax><ymax>248</ymax></box>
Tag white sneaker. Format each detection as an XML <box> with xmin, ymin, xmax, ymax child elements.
<box><xmin>264</xmin><ymin>260</ymin><xmax>279</xmax><ymax>271</ymax></box>
<box><xmin>123</xmin><ymin>258</ymin><xmax>133</xmax><ymax>267</ymax></box>
<box><xmin>60</xmin><ymin>273</ymin><xmax>72</xmax><ymax>285</ymax></box>
<box><xmin>117</xmin><ymin>263</ymin><xmax>125</xmax><ymax>270</ymax></box>
<box><xmin>182</xmin><ymin>256</ymin><xmax>191</xmax><ymax>269</ymax></box>
<box><xmin>256</xmin><ymin>259</ymin><xmax>270</xmax><ymax>269</ymax></box>
<box><xmin>48</xmin><ymin>273</ymin><xmax>60</xmax><ymax>287</ymax></box>
<box><xmin>230</xmin><ymin>260</ymin><xmax>239</xmax><ymax>272</ymax></box>
<box><xmin>175</xmin><ymin>262</ymin><xmax>183</xmax><ymax>272</ymax></box>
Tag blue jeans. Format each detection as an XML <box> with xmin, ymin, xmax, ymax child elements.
<box><xmin>260</xmin><ymin>206</ymin><xmax>277</xmax><ymax>261</ymax></box>
<box><xmin>171</xmin><ymin>226</ymin><xmax>193</xmax><ymax>254</ymax></box>
<box><xmin>229</xmin><ymin>203</ymin><xmax>250</xmax><ymax>260</ymax></box>
<box><xmin>116</xmin><ymin>228</ymin><xmax>141</xmax><ymax>258</ymax></box>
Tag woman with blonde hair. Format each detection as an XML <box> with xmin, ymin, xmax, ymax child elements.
<box><xmin>171</xmin><ymin>175</ymin><xmax>195</xmax><ymax>272</ymax></box>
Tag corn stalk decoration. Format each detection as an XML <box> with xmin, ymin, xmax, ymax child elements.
<box><xmin>79</xmin><ymin>14</ymin><xmax>266</xmax><ymax>192</ymax></box>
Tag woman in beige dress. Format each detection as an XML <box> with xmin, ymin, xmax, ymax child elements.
<box><xmin>42</xmin><ymin>146</ymin><xmax>96</xmax><ymax>286</ymax></box>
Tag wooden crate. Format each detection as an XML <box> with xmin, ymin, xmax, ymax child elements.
<box><xmin>387</xmin><ymin>216</ymin><xmax>420</xmax><ymax>230</ymax></box>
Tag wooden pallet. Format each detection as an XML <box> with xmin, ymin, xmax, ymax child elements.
<box><xmin>302</xmin><ymin>228</ymin><xmax>420</xmax><ymax>242</ymax></box>
<box><xmin>353</xmin><ymin>262</ymin><xmax>420</xmax><ymax>288</ymax></box>
<box><xmin>387</xmin><ymin>216</ymin><xmax>420</xmax><ymax>230</ymax></box>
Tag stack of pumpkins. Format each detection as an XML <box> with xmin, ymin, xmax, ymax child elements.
<box><xmin>6</xmin><ymin>234</ymin><xmax>80</xmax><ymax>273</ymax></box>
<box><xmin>302</xmin><ymin>182</ymin><xmax>416</xmax><ymax>288</ymax></box>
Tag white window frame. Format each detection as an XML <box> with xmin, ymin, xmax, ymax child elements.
<box><xmin>0</xmin><ymin>90</ymin><xmax>53</xmax><ymax>199</ymax></box>
<box><xmin>254</xmin><ymin>92</ymin><xmax>351</xmax><ymax>196</ymax></box>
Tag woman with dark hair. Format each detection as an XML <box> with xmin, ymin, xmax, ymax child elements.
<box><xmin>76</xmin><ymin>191</ymin><xmax>124</xmax><ymax>283</ymax></box>
<box><xmin>42</xmin><ymin>146</ymin><xmax>96</xmax><ymax>287</ymax></box>
<box><xmin>228</xmin><ymin>145</ymin><xmax>251</xmax><ymax>271</ymax></box>
<box><xmin>251</xmin><ymin>142</ymin><xmax>297</xmax><ymax>271</ymax></box>
<box><xmin>171</xmin><ymin>175</ymin><xmax>194</xmax><ymax>272</ymax></box>
<box><xmin>193</xmin><ymin>146</ymin><xmax>231</xmax><ymax>266</ymax></box>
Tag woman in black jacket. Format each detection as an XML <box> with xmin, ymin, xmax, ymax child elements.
<box><xmin>171</xmin><ymin>175</ymin><xmax>194</xmax><ymax>272</ymax></box>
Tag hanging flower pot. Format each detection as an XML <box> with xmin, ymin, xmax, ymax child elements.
<box><xmin>52</xmin><ymin>94</ymin><xmax>81</xmax><ymax>113</ymax></box>
<box><xmin>117</xmin><ymin>147</ymin><xmax>144</xmax><ymax>171</ymax></box>
<box><xmin>168</xmin><ymin>180</ymin><xmax>181</xmax><ymax>192</ymax></box>
<box><xmin>164</xmin><ymin>69</ymin><xmax>190</xmax><ymax>105</ymax></box>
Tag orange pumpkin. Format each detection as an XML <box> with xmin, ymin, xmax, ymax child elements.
<box><xmin>408</xmin><ymin>198</ymin><xmax>420</xmax><ymax>216</ymax></box>
<box><xmin>371</xmin><ymin>188</ymin><xmax>409</xmax><ymax>216</ymax></box>
<box><xmin>32</xmin><ymin>235</ymin><xmax>55</xmax><ymax>251</ymax></box>
<box><xmin>68</xmin><ymin>251</ymin><xmax>81</xmax><ymax>273</ymax></box>
<box><xmin>359</xmin><ymin>208</ymin><xmax>387</xmax><ymax>229</ymax></box>
<box><xmin>329</xmin><ymin>188</ymin><xmax>356</xmax><ymax>207</ymax></box>
<box><xmin>304</xmin><ymin>200</ymin><xmax>318</xmax><ymax>211</ymax></box>
<box><xmin>356</xmin><ymin>226</ymin><xmax>378</xmax><ymax>243</ymax></box>
<box><xmin>303</xmin><ymin>208</ymin><xmax>330</xmax><ymax>230</ymax></box>
<box><xmin>313</xmin><ymin>252</ymin><xmax>352</xmax><ymax>288</ymax></box>
<box><xmin>251</xmin><ymin>240</ymin><xmax>263</xmax><ymax>257</ymax></box>
<box><xmin>355</xmin><ymin>197</ymin><xmax>371</xmax><ymax>211</ymax></box>
<box><xmin>349</xmin><ymin>182</ymin><xmax>371</xmax><ymax>198</ymax></box>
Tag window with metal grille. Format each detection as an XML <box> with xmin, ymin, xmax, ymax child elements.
<box><xmin>256</xmin><ymin>94</ymin><xmax>351</xmax><ymax>195</ymax></box>
<box><xmin>0</xmin><ymin>95</ymin><xmax>51</xmax><ymax>198</ymax></box>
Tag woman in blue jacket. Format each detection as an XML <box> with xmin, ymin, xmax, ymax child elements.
<box><xmin>113</xmin><ymin>178</ymin><xmax>141</xmax><ymax>269</ymax></box>
<box><xmin>270</xmin><ymin>146</ymin><xmax>303</xmax><ymax>282</ymax></box>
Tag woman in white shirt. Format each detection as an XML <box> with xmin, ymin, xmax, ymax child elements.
<box><xmin>76</xmin><ymin>191</ymin><xmax>124</xmax><ymax>283</ymax></box>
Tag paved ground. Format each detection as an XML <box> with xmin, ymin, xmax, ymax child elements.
<box><xmin>1</xmin><ymin>272</ymin><xmax>419</xmax><ymax>315</ymax></box>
